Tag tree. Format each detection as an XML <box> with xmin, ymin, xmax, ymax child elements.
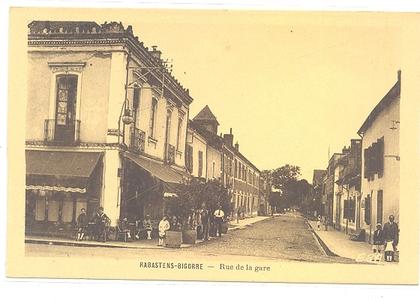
<box><xmin>165</xmin><ymin>178</ymin><xmax>232</xmax><ymax>228</ymax></box>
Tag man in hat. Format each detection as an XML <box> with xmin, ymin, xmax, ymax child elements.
<box><xmin>383</xmin><ymin>215</ymin><xmax>399</xmax><ymax>261</ymax></box>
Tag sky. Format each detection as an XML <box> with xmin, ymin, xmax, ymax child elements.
<box><xmin>98</xmin><ymin>11</ymin><xmax>402</xmax><ymax>180</ymax></box>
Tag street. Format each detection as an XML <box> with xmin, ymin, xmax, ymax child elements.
<box><xmin>26</xmin><ymin>214</ymin><xmax>356</xmax><ymax>264</ymax></box>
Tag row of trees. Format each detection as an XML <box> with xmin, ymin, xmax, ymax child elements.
<box><xmin>262</xmin><ymin>164</ymin><xmax>315</xmax><ymax>214</ymax></box>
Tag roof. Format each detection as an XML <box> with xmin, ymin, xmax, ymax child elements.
<box><xmin>193</xmin><ymin>105</ymin><xmax>220</xmax><ymax>125</ymax></box>
<box><xmin>358</xmin><ymin>72</ymin><xmax>401</xmax><ymax>135</ymax></box>
<box><xmin>26</xmin><ymin>150</ymin><xmax>103</xmax><ymax>193</ymax></box>
<box><xmin>124</xmin><ymin>152</ymin><xmax>186</xmax><ymax>184</ymax></box>
<box><xmin>28</xmin><ymin>21</ymin><xmax>101</xmax><ymax>34</ymax></box>
<box><xmin>188</xmin><ymin>120</ymin><xmax>260</xmax><ymax>172</ymax></box>
<box><xmin>189</xmin><ymin>119</ymin><xmax>223</xmax><ymax>150</ymax></box>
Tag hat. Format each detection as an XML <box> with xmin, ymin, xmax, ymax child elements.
<box><xmin>376</xmin><ymin>223</ymin><xmax>382</xmax><ymax>227</ymax></box>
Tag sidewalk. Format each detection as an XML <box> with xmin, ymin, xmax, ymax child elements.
<box><xmin>307</xmin><ymin>220</ymin><xmax>393</xmax><ymax>264</ymax></box>
<box><xmin>228</xmin><ymin>215</ymin><xmax>270</xmax><ymax>231</ymax></box>
<box><xmin>26</xmin><ymin>215</ymin><xmax>270</xmax><ymax>249</ymax></box>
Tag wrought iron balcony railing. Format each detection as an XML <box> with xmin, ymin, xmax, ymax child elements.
<box><xmin>44</xmin><ymin>119</ymin><xmax>81</xmax><ymax>146</ymax></box>
<box><xmin>130</xmin><ymin>127</ymin><xmax>146</xmax><ymax>153</ymax></box>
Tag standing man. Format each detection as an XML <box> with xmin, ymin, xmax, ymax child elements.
<box><xmin>93</xmin><ymin>207</ymin><xmax>110</xmax><ymax>242</ymax></box>
<box><xmin>200</xmin><ymin>203</ymin><xmax>210</xmax><ymax>241</ymax></box>
<box><xmin>383</xmin><ymin>214</ymin><xmax>399</xmax><ymax>261</ymax></box>
<box><xmin>76</xmin><ymin>208</ymin><xmax>88</xmax><ymax>241</ymax></box>
<box><xmin>214</xmin><ymin>205</ymin><xmax>225</xmax><ymax>237</ymax></box>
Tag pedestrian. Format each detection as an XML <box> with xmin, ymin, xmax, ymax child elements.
<box><xmin>383</xmin><ymin>215</ymin><xmax>399</xmax><ymax>262</ymax></box>
<box><xmin>323</xmin><ymin>216</ymin><xmax>329</xmax><ymax>231</ymax></box>
<box><xmin>200</xmin><ymin>204</ymin><xmax>210</xmax><ymax>241</ymax></box>
<box><xmin>316</xmin><ymin>215</ymin><xmax>322</xmax><ymax>230</ymax></box>
<box><xmin>92</xmin><ymin>207</ymin><xmax>110</xmax><ymax>242</ymax></box>
<box><xmin>143</xmin><ymin>214</ymin><xmax>153</xmax><ymax>240</ymax></box>
<box><xmin>214</xmin><ymin>205</ymin><xmax>225</xmax><ymax>237</ymax></box>
<box><xmin>118</xmin><ymin>217</ymin><xmax>132</xmax><ymax>241</ymax></box>
<box><xmin>372</xmin><ymin>223</ymin><xmax>385</xmax><ymax>261</ymax></box>
<box><xmin>76</xmin><ymin>208</ymin><xmax>88</xmax><ymax>241</ymax></box>
<box><xmin>158</xmin><ymin>216</ymin><xmax>170</xmax><ymax>246</ymax></box>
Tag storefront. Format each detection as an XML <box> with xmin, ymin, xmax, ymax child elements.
<box><xmin>120</xmin><ymin>152</ymin><xmax>187</xmax><ymax>223</ymax></box>
<box><xmin>25</xmin><ymin>150</ymin><xmax>103</xmax><ymax>237</ymax></box>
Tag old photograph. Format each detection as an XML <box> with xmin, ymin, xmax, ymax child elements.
<box><xmin>6</xmin><ymin>8</ymin><xmax>420</xmax><ymax>283</ymax></box>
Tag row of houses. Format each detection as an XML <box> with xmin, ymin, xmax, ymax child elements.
<box><xmin>25</xmin><ymin>21</ymin><xmax>266</xmax><ymax>236</ymax></box>
<box><xmin>313</xmin><ymin>70</ymin><xmax>400</xmax><ymax>243</ymax></box>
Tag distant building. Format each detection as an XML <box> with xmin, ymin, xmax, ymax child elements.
<box><xmin>187</xmin><ymin>106</ymin><xmax>261</xmax><ymax>217</ymax></box>
<box><xmin>322</xmin><ymin>153</ymin><xmax>344</xmax><ymax>224</ymax></box>
<box><xmin>357</xmin><ymin>71</ymin><xmax>400</xmax><ymax>242</ymax></box>
<box><xmin>312</xmin><ymin>169</ymin><xmax>326</xmax><ymax>216</ymax></box>
<box><xmin>334</xmin><ymin>139</ymin><xmax>362</xmax><ymax>233</ymax></box>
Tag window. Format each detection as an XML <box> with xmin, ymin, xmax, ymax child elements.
<box><xmin>364</xmin><ymin>137</ymin><xmax>384</xmax><ymax>179</ymax></box>
<box><xmin>186</xmin><ymin>145</ymin><xmax>193</xmax><ymax>173</ymax></box>
<box><xmin>54</xmin><ymin>75</ymin><xmax>78</xmax><ymax>142</ymax></box>
<box><xmin>149</xmin><ymin>98</ymin><xmax>158</xmax><ymax>138</ymax></box>
<box><xmin>133</xmin><ymin>88</ymin><xmax>140</xmax><ymax>119</ymax></box>
<box><xmin>198</xmin><ymin>151</ymin><xmax>203</xmax><ymax>177</ymax></box>
<box><xmin>176</xmin><ymin>117</ymin><xmax>183</xmax><ymax>150</ymax></box>
<box><xmin>165</xmin><ymin>109</ymin><xmax>172</xmax><ymax>145</ymax></box>
<box><xmin>234</xmin><ymin>159</ymin><xmax>237</xmax><ymax>178</ymax></box>
<box><xmin>364</xmin><ymin>195</ymin><xmax>371</xmax><ymax>225</ymax></box>
<box><xmin>377</xmin><ymin>190</ymin><xmax>383</xmax><ymax>224</ymax></box>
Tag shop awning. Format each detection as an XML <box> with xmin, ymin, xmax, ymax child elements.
<box><xmin>26</xmin><ymin>150</ymin><xmax>103</xmax><ymax>193</ymax></box>
<box><xmin>124</xmin><ymin>152</ymin><xmax>187</xmax><ymax>184</ymax></box>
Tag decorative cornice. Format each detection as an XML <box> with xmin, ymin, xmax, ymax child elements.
<box><xmin>25</xmin><ymin>140</ymin><xmax>121</xmax><ymax>150</ymax></box>
<box><xmin>28</xmin><ymin>21</ymin><xmax>193</xmax><ymax>105</ymax></box>
<box><xmin>48</xmin><ymin>62</ymin><xmax>86</xmax><ymax>73</ymax></box>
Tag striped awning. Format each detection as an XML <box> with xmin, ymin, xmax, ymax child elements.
<box><xmin>26</xmin><ymin>150</ymin><xmax>103</xmax><ymax>194</ymax></box>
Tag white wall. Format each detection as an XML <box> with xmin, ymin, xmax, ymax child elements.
<box><xmin>360</xmin><ymin>97</ymin><xmax>400</xmax><ymax>240</ymax></box>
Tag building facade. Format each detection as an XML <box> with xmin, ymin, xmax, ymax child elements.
<box><xmin>25</xmin><ymin>21</ymin><xmax>192</xmax><ymax>236</ymax></box>
<box><xmin>334</xmin><ymin>140</ymin><xmax>362</xmax><ymax>234</ymax></box>
<box><xmin>186</xmin><ymin>106</ymin><xmax>261</xmax><ymax>217</ymax></box>
<box><xmin>358</xmin><ymin>71</ymin><xmax>400</xmax><ymax>242</ymax></box>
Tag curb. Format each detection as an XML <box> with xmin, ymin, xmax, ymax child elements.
<box><xmin>25</xmin><ymin>239</ymin><xmax>190</xmax><ymax>250</ymax></box>
<box><xmin>306</xmin><ymin>221</ymin><xmax>338</xmax><ymax>257</ymax></box>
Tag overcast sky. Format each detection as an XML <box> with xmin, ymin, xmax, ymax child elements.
<box><xmin>101</xmin><ymin>11</ymin><xmax>402</xmax><ymax>180</ymax></box>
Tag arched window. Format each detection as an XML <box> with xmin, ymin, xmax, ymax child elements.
<box><xmin>149</xmin><ymin>98</ymin><xmax>158</xmax><ymax>138</ymax></box>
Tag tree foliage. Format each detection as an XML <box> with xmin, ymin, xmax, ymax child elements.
<box><xmin>263</xmin><ymin>165</ymin><xmax>313</xmax><ymax>210</ymax></box>
<box><xmin>165</xmin><ymin>178</ymin><xmax>232</xmax><ymax>224</ymax></box>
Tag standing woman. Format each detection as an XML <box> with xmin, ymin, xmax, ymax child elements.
<box><xmin>158</xmin><ymin>216</ymin><xmax>170</xmax><ymax>246</ymax></box>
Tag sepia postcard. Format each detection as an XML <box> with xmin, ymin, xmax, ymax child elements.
<box><xmin>6</xmin><ymin>7</ymin><xmax>420</xmax><ymax>284</ymax></box>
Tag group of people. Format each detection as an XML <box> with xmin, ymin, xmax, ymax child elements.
<box><xmin>76</xmin><ymin>204</ymin><xmax>227</xmax><ymax>246</ymax></box>
<box><xmin>372</xmin><ymin>215</ymin><xmax>399</xmax><ymax>262</ymax></box>
<box><xmin>76</xmin><ymin>207</ymin><xmax>110</xmax><ymax>242</ymax></box>
<box><xmin>315</xmin><ymin>213</ymin><xmax>399</xmax><ymax>262</ymax></box>
<box><xmin>156</xmin><ymin>204</ymin><xmax>226</xmax><ymax>246</ymax></box>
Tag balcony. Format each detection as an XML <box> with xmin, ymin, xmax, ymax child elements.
<box><xmin>165</xmin><ymin>143</ymin><xmax>175</xmax><ymax>164</ymax></box>
<box><xmin>44</xmin><ymin>119</ymin><xmax>80</xmax><ymax>146</ymax></box>
<box><xmin>130</xmin><ymin>127</ymin><xmax>146</xmax><ymax>154</ymax></box>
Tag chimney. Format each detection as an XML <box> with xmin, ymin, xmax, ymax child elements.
<box><xmin>223</xmin><ymin>128</ymin><xmax>234</xmax><ymax>147</ymax></box>
<box><xmin>397</xmin><ymin>69</ymin><xmax>401</xmax><ymax>84</ymax></box>
<box><xmin>150</xmin><ymin>45</ymin><xmax>162</xmax><ymax>60</ymax></box>
<box><xmin>234</xmin><ymin>142</ymin><xmax>239</xmax><ymax>151</ymax></box>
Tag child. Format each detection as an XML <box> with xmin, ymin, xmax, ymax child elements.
<box><xmin>384</xmin><ymin>239</ymin><xmax>395</xmax><ymax>262</ymax></box>
<box><xmin>372</xmin><ymin>223</ymin><xmax>384</xmax><ymax>261</ymax></box>
<box><xmin>158</xmin><ymin>216</ymin><xmax>170</xmax><ymax>246</ymax></box>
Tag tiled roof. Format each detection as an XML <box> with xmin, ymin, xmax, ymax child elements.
<box><xmin>358</xmin><ymin>72</ymin><xmax>401</xmax><ymax>135</ymax></box>
<box><xmin>193</xmin><ymin>105</ymin><xmax>219</xmax><ymax>125</ymax></box>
